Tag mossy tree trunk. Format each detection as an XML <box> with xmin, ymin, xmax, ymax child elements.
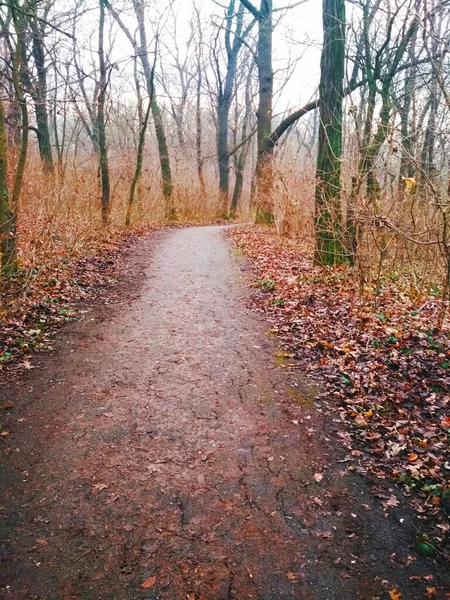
<box><xmin>0</xmin><ymin>101</ymin><xmax>17</xmax><ymax>274</ymax></box>
<box><xmin>314</xmin><ymin>0</ymin><xmax>346</xmax><ymax>265</ymax></box>
<box><xmin>254</xmin><ymin>0</ymin><xmax>274</xmax><ymax>222</ymax></box>
<box><xmin>4</xmin><ymin>0</ymin><xmax>30</xmax><ymax>274</ymax></box>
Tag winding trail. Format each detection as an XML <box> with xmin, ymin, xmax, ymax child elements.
<box><xmin>1</xmin><ymin>226</ymin><xmax>449</xmax><ymax>600</ymax></box>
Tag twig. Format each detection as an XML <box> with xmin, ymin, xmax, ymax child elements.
<box><xmin>74</xmin><ymin>547</ymin><xmax>97</xmax><ymax>563</ymax></box>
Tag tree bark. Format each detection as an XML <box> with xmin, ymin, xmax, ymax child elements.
<box><xmin>0</xmin><ymin>101</ymin><xmax>17</xmax><ymax>274</ymax></box>
<box><xmin>10</xmin><ymin>0</ymin><xmax>28</xmax><ymax>233</ymax></box>
<box><xmin>97</xmin><ymin>0</ymin><xmax>110</xmax><ymax>225</ymax></box>
<box><xmin>29</xmin><ymin>1</ymin><xmax>54</xmax><ymax>174</ymax></box>
<box><xmin>255</xmin><ymin>0</ymin><xmax>274</xmax><ymax>222</ymax></box>
<box><xmin>240</xmin><ymin>0</ymin><xmax>274</xmax><ymax>222</ymax></box>
<box><xmin>132</xmin><ymin>0</ymin><xmax>174</xmax><ymax>220</ymax></box>
<box><xmin>217</xmin><ymin>1</ymin><xmax>246</xmax><ymax>214</ymax></box>
<box><xmin>196</xmin><ymin>57</ymin><xmax>206</xmax><ymax>197</ymax></box>
<box><xmin>126</xmin><ymin>99</ymin><xmax>152</xmax><ymax>226</ymax></box>
<box><xmin>231</xmin><ymin>60</ymin><xmax>254</xmax><ymax>214</ymax></box>
<box><xmin>314</xmin><ymin>0</ymin><xmax>346</xmax><ymax>265</ymax></box>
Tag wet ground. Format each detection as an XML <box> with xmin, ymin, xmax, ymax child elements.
<box><xmin>1</xmin><ymin>226</ymin><xmax>449</xmax><ymax>599</ymax></box>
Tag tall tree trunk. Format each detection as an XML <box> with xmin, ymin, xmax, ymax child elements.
<box><xmin>217</xmin><ymin>96</ymin><xmax>231</xmax><ymax>212</ymax></box>
<box><xmin>97</xmin><ymin>0</ymin><xmax>110</xmax><ymax>225</ymax></box>
<box><xmin>132</xmin><ymin>0</ymin><xmax>174</xmax><ymax>220</ymax></box>
<box><xmin>29</xmin><ymin>3</ymin><xmax>54</xmax><ymax>174</ymax></box>
<box><xmin>231</xmin><ymin>60</ymin><xmax>254</xmax><ymax>215</ymax></box>
<box><xmin>9</xmin><ymin>0</ymin><xmax>28</xmax><ymax>270</ymax></box>
<box><xmin>421</xmin><ymin>91</ymin><xmax>437</xmax><ymax>177</ymax></box>
<box><xmin>126</xmin><ymin>99</ymin><xmax>151</xmax><ymax>226</ymax></box>
<box><xmin>255</xmin><ymin>0</ymin><xmax>274</xmax><ymax>223</ymax></box>
<box><xmin>217</xmin><ymin>1</ymin><xmax>245</xmax><ymax>215</ymax></box>
<box><xmin>240</xmin><ymin>0</ymin><xmax>274</xmax><ymax>222</ymax></box>
<box><xmin>196</xmin><ymin>60</ymin><xmax>206</xmax><ymax>198</ymax></box>
<box><xmin>399</xmin><ymin>30</ymin><xmax>417</xmax><ymax>180</ymax></box>
<box><xmin>314</xmin><ymin>0</ymin><xmax>346</xmax><ymax>265</ymax></box>
<box><xmin>0</xmin><ymin>101</ymin><xmax>17</xmax><ymax>274</ymax></box>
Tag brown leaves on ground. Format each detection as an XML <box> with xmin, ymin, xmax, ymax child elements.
<box><xmin>0</xmin><ymin>232</ymin><xmax>139</xmax><ymax>368</ymax></box>
<box><xmin>227</xmin><ymin>225</ymin><xmax>450</xmax><ymax>555</ymax></box>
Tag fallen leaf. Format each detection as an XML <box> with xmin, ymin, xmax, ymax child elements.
<box><xmin>286</xmin><ymin>572</ymin><xmax>299</xmax><ymax>583</ymax></box>
<box><xmin>382</xmin><ymin>495</ymin><xmax>400</xmax><ymax>511</ymax></box>
<box><xmin>313</xmin><ymin>473</ymin><xmax>324</xmax><ymax>483</ymax></box>
<box><xmin>440</xmin><ymin>416</ymin><xmax>450</xmax><ymax>430</ymax></box>
<box><xmin>141</xmin><ymin>576</ymin><xmax>157</xmax><ymax>589</ymax></box>
<box><xmin>92</xmin><ymin>483</ymin><xmax>108</xmax><ymax>492</ymax></box>
<box><xmin>36</xmin><ymin>538</ymin><xmax>48</xmax><ymax>546</ymax></box>
<box><xmin>389</xmin><ymin>588</ymin><xmax>403</xmax><ymax>600</ymax></box>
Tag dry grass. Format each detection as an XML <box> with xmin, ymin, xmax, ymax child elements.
<box><xmin>11</xmin><ymin>151</ymin><xmax>220</xmax><ymax>276</ymax></box>
<box><xmin>272</xmin><ymin>155</ymin><xmax>449</xmax><ymax>301</ymax></box>
<box><xmin>3</xmin><ymin>146</ymin><xmax>449</xmax><ymax>308</ymax></box>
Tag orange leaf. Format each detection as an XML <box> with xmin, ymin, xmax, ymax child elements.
<box><xmin>287</xmin><ymin>572</ymin><xmax>299</xmax><ymax>583</ymax></box>
<box><xmin>408</xmin><ymin>453</ymin><xmax>418</xmax><ymax>462</ymax></box>
<box><xmin>389</xmin><ymin>588</ymin><xmax>403</xmax><ymax>600</ymax></box>
<box><xmin>440</xmin><ymin>416</ymin><xmax>450</xmax><ymax>429</ymax></box>
<box><xmin>141</xmin><ymin>576</ymin><xmax>157</xmax><ymax>589</ymax></box>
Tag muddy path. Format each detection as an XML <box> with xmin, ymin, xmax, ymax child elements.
<box><xmin>1</xmin><ymin>226</ymin><xmax>449</xmax><ymax>600</ymax></box>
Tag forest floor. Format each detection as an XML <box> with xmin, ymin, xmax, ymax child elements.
<box><xmin>1</xmin><ymin>225</ymin><xmax>449</xmax><ymax>600</ymax></box>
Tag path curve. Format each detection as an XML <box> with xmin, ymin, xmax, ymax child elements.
<box><xmin>1</xmin><ymin>226</ymin><xmax>449</xmax><ymax>599</ymax></box>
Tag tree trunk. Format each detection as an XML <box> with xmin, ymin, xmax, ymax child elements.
<box><xmin>314</xmin><ymin>0</ymin><xmax>346</xmax><ymax>265</ymax></box>
<box><xmin>0</xmin><ymin>101</ymin><xmax>17</xmax><ymax>274</ymax></box>
<box><xmin>421</xmin><ymin>92</ymin><xmax>437</xmax><ymax>177</ymax></box>
<box><xmin>29</xmin><ymin>3</ymin><xmax>54</xmax><ymax>174</ymax></box>
<box><xmin>217</xmin><ymin>97</ymin><xmax>231</xmax><ymax>213</ymax></box>
<box><xmin>217</xmin><ymin>1</ymin><xmax>247</xmax><ymax>215</ymax></box>
<box><xmin>231</xmin><ymin>60</ymin><xmax>253</xmax><ymax>215</ymax></box>
<box><xmin>196</xmin><ymin>60</ymin><xmax>206</xmax><ymax>197</ymax></box>
<box><xmin>132</xmin><ymin>0</ymin><xmax>174</xmax><ymax>220</ymax></box>
<box><xmin>254</xmin><ymin>0</ymin><xmax>274</xmax><ymax>222</ymax></box>
<box><xmin>126</xmin><ymin>99</ymin><xmax>152</xmax><ymax>226</ymax></box>
<box><xmin>97</xmin><ymin>0</ymin><xmax>110</xmax><ymax>225</ymax></box>
<box><xmin>10</xmin><ymin>0</ymin><xmax>28</xmax><ymax>235</ymax></box>
<box><xmin>399</xmin><ymin>31</ymin><xmax>417</xmax><ymax>180</ymax></box>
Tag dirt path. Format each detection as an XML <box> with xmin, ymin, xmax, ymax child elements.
<box><xmin>1</xmin><ymin>226</ymin><xmax>449</xmax><ymax>600</ymax></box>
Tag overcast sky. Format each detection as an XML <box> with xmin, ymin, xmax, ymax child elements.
<box><xmin>63</xmin><ymin>0</ymin><xmax>324</xmax><ymax>116</ymax></box>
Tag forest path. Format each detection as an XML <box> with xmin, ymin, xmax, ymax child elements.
<box><xmin>1</xmin><ymin>226</ymin><xmax>448</xmax><ymax>600</ymax></box>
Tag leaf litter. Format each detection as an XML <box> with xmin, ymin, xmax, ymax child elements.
<box><xmin>0</xmin><ymin>232</ymin><xmax>141</xmax><ymax>369</ymax></box>
<box><xmin>227</xmin><ymin>225</ymin><xmax>450</xmax><ymax>559</ymax></box>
